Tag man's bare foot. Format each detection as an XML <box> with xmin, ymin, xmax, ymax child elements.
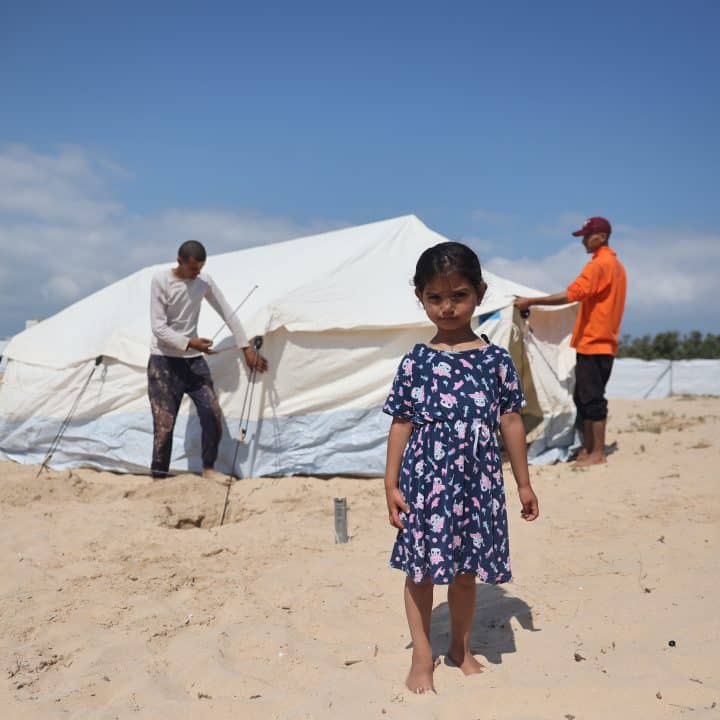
<box><xmin>406</xmin><ymin>656</ymin><xmax>436</xmax><ymax>694</ymax></box>
<box><xmin>574</xmin><ymin>448</ymin><xmax>589</xmax><ymax>461</ymax></box>
<box><xmin>573</xmin><ymin>452</ymin><xmax>607</xmax><ymax>468</ymax></box>
<box><xmin>202</xmin><ymin>468</ymin><xmax>232</xmax><ymax>486</ymax></box>
<box><xmin>446</xmin><ymin>648</ymin><xmax>485</xmax><ymax>675</ymax></box>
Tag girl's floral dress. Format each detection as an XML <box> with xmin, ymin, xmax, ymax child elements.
<box><xmin>383</xmin><ymin>343</ymin><xmax>525</xmax><ymax>585</ymax></box>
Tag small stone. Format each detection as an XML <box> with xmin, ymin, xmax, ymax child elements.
<box><xmin>668</xmin><ymin>640</ymin><xmax>676</xmax><ymax>647</ymax></box>
<box><xmin>574</xmin><ymin>652</ymin><xmax>586</xmax><ymax>662</ymax></box>
<box><xmin>656</xmin><ymin>691</ymin><xmax>662</xmax><ymax>699</ymax></box>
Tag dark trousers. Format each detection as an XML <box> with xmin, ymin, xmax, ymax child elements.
<box><xmin>147</xmin><ymin>355</ymin><xmax>223</xmax><ymax>478</ymax></box>
<box><xmin>574</xmin><ymin>353</ymin><xmax>614</xmax><ymax>422</ymax></box>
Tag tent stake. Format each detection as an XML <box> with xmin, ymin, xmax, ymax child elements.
<box><xmin>334</xmin><ymin>497</ymin><xmax>349</xmax><ymax>543</ymax></box>
<box><xmin>220</xmin><ymin>336</ymin><xmax>264</xmax><ymax>526</ymax></box>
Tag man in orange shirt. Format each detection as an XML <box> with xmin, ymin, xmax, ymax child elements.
<box><xmin>514</xmin><ymin>217</ymin><xmax>627</xmax><ymax>466</ymax></box>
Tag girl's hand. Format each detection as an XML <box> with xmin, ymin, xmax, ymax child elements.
<box><xmin>386</xmin><ymin>487</ymin><xmax>410</xmax><ymax>529</ymax></box>
<box><xmin>518</xmin><ymin>486</ymin><xmax>539</xmax><ymax>521</ymax></box>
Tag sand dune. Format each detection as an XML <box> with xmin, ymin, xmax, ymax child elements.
<box><xmin>1</xmin><ymin>397</ymin><xmax>719</xmax><ymax>719</ymax></box>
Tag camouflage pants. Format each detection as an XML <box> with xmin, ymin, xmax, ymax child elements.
<box><xmin>147</xmin><ymin>355</ymin><xmax>223</xmax><ymax>478</ymax></box>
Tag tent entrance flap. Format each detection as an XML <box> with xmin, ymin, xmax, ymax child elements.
<box><xmin>507</xmin><ymin>308</ymin><xmax>544</xmax><ymax>436</ymax></box>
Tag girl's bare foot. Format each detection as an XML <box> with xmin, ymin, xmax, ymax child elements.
<box><xmin>446</xmin><ymin>647</ymin><xmax>485</xmax><ymax>675</ymax></box>
<box><xmin>406</xmin><ymin>654</ymin><xmax>436</xmax><ymax>693</ymax></box>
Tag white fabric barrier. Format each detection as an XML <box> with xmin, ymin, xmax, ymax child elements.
<box><xmin>607</xmin><ymin>359</ymin><xmax>720</xmax><ymax>399</ymax></box>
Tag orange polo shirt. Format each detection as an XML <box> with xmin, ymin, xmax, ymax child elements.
<box><xmin>566</xmin><ymin>245</ymin><xmax>627</xmax><ymax>356</ymax></box>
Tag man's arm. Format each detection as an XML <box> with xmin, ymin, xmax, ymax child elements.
<box><xmin>514</xmin><ymin>260</ymin><xmax>606</xmax><ymax>312</ymax></box>
<box><xmin>205</xmin><ymin>277</ymin><xmax>267</xmax><ymax>371</ymax></box>
<box><xmin>514</xmin><ymin>292</ymin><xmax>568</xmax><ymax>312</ymax></box>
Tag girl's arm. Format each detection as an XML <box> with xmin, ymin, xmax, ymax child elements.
<box><xmin>499</xmin><ymin>412</ymin><xmax>539</xmax><ymax>521</ymax></box>
<box><xmin>384</xmin><ymin>418</ymin><xmax>413</xmax><ymax>529</ymax></box>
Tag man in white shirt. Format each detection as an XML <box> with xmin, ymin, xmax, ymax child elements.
<box><xmin>148</xmin><ymin>240</ymin><xmax>267</xmax><ymax>480</ymax></box>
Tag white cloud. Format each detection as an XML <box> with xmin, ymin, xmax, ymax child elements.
<box><xmin>486</xmin><ymin>243</ymin><xmax>583</xmax><ymax>294</ymax></box>
<box><xmin>1</xmin><ymin>146</ymin><xmax>716</xmax><ymax>338</ymax></box>
<box><xmin>533</xmin><ymin>211</ymin><xmax>589</xmax><ymax>238</ymax></box>
<box><xmin>460</xmin><ymin>234</ymin><xmax>499</xmax><ymax>258</ymax></box>
<box><xmin>0</xmin><ymin>145</ymin><xmax>122</xmax><ymax>225</ymax></box>
<box><xmin>0</xmin><ymin>145</ymin><xmax>342</xmax><ymax>336</ymax></box>
<box><xmin>44</xmin><ymin>274</ymin><xmax>82</xmax><ymax>302</ymax></box>
<box><xmin>485</xmin><ymin>225</ymin><xmax>720</xmax><ymax>334</ymax></box>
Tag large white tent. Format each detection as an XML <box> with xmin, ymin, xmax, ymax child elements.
<box><xmin>0</xmin><ymin>215</ymin><xmax>579</xmax><ymax>476</ymax></box>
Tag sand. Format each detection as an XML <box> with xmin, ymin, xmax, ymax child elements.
<box><xmin>1</xmin><ymin>396</ymin><xmax>719</xmax><ymax>719</ymax></box>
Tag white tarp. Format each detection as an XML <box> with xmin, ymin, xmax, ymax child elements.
<box><xmin>0</xmin><ymin>215</ymin><xmax>577</xmax><ymax>475</ymax></box>
<box><xmin>5</xmin><ymin>215</ymin><xmax>546</xmax><ymax>370</ymax></box>
<box><xmin>608</xmin><ymin>359</ymin><xmax>720</xmax><ymax>399</ymax></box>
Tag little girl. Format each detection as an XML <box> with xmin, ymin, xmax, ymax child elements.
<box><xmin>383</xmin><ymin>241</ymin><xmax>539</xmax><ymax>694</ymax></box>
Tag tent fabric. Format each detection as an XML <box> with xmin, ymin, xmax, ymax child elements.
<box><xmin>478</xmin><ymin>305</ymin><xmax>578</xmax><ymax>464</ymax></box>
<box><xmin>0</xmin><ymin>215</ymin><xmax>578</xmax><ymax>475</ymax></box>
<box><xmin>5</xmin><ymin>215</ymin><xmax>546</xmax><ymax>370</ymax></box>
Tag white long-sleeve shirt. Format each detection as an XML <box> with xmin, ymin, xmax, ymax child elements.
<box><xmin>149</xmin><ymin>269</ymin><xmax>248</xmax><ymax>358</ymax></box>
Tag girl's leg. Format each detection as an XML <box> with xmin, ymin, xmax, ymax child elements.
<box><xmin>447</xmin><ymin>573</ymin><xmax>484</xmax><ymax>675</ymax></box>
<box><xmin>404</xmin><ymin>575</ymin><xmax>436</xmax><ymax>693</ymax></box>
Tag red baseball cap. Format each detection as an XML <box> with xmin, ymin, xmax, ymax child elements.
<box><xmin>571</xmin><ymin>216</ymin><xmax>612</xmax><ymax>237</ymax></box>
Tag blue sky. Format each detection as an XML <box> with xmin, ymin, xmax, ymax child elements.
<box><xmin>1</xmin><ymin>0</ymin><xmax>719</xmax><ymax>337</ymax></box>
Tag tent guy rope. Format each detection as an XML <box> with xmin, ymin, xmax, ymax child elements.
<box><xmin>36</xmin><ymin>355</ymin><xmax>104</xmax><ymax>477</ymax></box>
<box><xmin>212</xmin><ymin>284</ymin><xmax>259</xmax><ymax>342</ymax></box>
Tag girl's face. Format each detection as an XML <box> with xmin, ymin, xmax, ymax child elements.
<box><xmin>416</xmin><ymin>271</ymin><xmax>485</xmax><ymax>331</ymax></box>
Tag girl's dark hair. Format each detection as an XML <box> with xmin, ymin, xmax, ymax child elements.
<box><xmin>178</xmin><ymin>240</ymin><xmax>207</xmax><ymax>262</ymax></box>
<box><xmin>413</xmin><ymin>242</ymin><xmax>484</xmax><ymax>292</ymax></box>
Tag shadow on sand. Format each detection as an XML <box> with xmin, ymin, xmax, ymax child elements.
<box><xmin>408</xmin><ymin>584</ymin><xmax>540</xmax><ymax>665</ymax></box>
